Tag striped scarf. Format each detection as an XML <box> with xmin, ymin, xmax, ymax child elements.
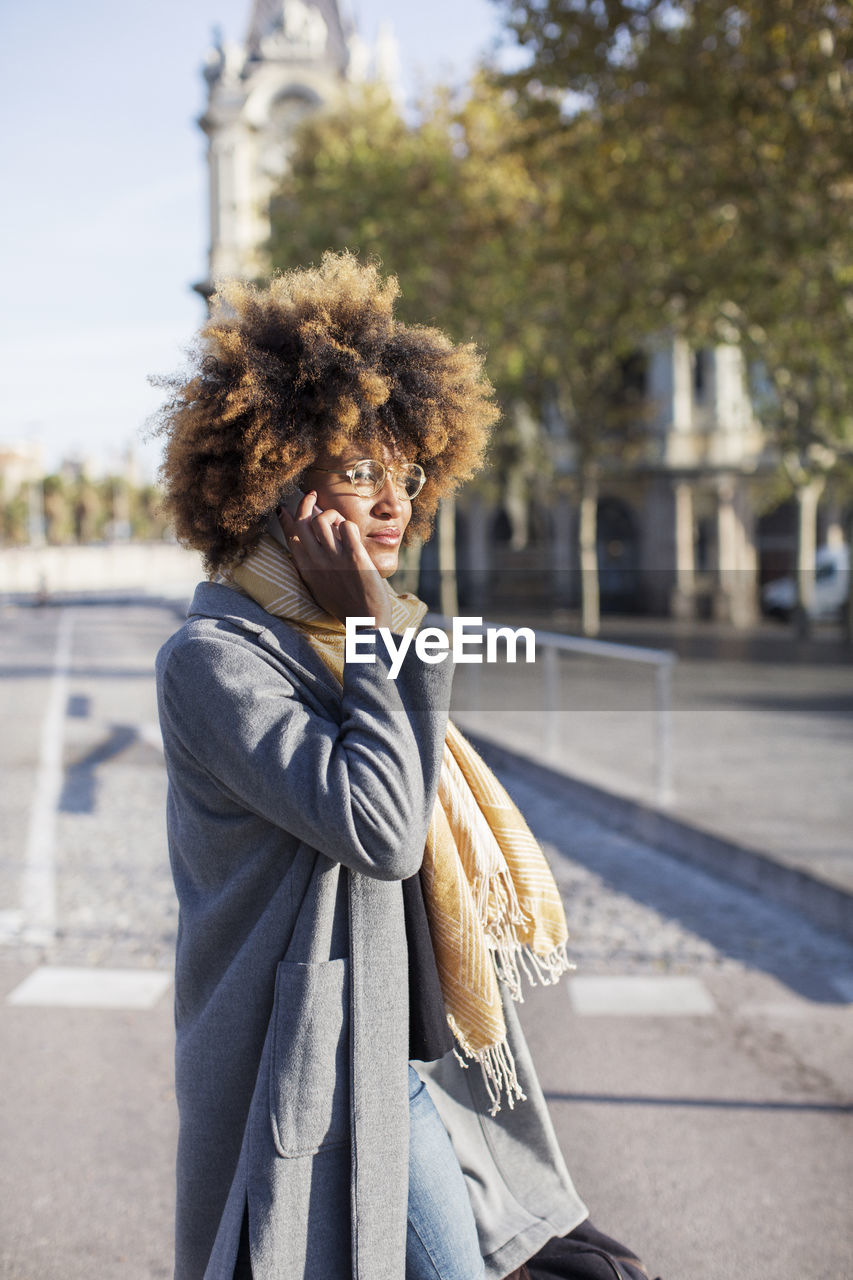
<box><xmin>220</xmin><ymin>528</ymin><xmax>572</xmax><ymax>1111</ymax></box>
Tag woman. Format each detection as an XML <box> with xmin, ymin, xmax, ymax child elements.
<box><xmin>154</xmin><ymin>253</ymin><xmax>652</xmax><ymax>1280</ymax></box>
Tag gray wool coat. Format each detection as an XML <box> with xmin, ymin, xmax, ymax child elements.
<box><xmin>156</xmin><ymin>582</ymin><xmax>587</xmax><ymax>1280</ymax></box>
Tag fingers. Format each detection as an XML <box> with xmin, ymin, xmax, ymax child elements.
<box><xmin>280</xmin><ymin>495</ymin><xmax>356</xmax><ymax>561</ymax></box>
<box><xmin>280</xmin><ymin>490</ymin><xmax>321</xmax><ymax>528</ymax></box>
<box><xmin>280</xmin><ymin>492</ymin><xmax>319</xmax><ymax>544</ymax></box>
<box><xmin>337</xmin><ymin>521</ymin><xmax>363</xmax><ymax>556</ymax></box>
<box><xmin>276</xmin><ymin>495</ymin><xmax>385</xmax><ymax>623</ymax></box>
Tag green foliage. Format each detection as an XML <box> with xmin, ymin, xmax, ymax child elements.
<box><xmin>0</xmin><ymin>474</ymin><xmax>169</xmax><ymax>546</ymax></box>
<box><xmin>0</xmin><ymin>491</ymin><xmax>29</xmax><ymax>545</ymax></box>
<box><xmin>269</xmin><ymin>79</ymin><xmax>546</xmax><ymax>402</ymax></box>
<box><xmin>73</xmin><ymin>480</ymin><xmax>102</xmax><ymax>543</ymax></box>
<box><xmin>130</xmin><ymin>484</ymin><xmax>169</xmax><ymax>540</ymax></box>
<box><xmin>42</xmin><ymin>474</ymin><xmax>74</xmax><ymax>544</ymax></box>
<box><xmin>267</xmin><ymin>76</ymin><xmax>653</xmax><ymax>492</ymax></box>
<box><xmin>493</xmin><ymin>0</ymin><xmax>853</xmax><ymax>468</ymax></box>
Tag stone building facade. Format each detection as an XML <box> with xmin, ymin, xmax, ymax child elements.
<box><xmin>196</xmin><ymin>0</ymin><xmax>355</xmax><ymax>292</ymax></box>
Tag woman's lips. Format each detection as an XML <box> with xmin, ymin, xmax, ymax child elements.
<box><xmin>367</xmin><ymin>529</ymin><xmax>401</xmax><ymax>545</ymax></box>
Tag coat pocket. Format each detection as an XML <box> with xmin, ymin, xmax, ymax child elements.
<box><xmin>268</xmin><ymin>958</ymin><xmax>350</xmax><ymax>1158</ymax></box>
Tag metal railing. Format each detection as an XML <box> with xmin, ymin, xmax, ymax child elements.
<box><xmin>425</xmin><ymin>614</ymin><xmax>677</xmax><ymax>807</ymax></box>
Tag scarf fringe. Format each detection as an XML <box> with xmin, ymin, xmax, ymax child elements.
<box><xmin>473</xmin><ymin>867</ymin><xmax>525</xmax><ymax>939</ymax></box>
<box><xmin>490</xmin><ymin>935</ymin><xmax>576</xmax><ymax>1004</ymax></box>
<box><xmin>446</xmin><ymin>941</ymin><xmax>574</xmax><ymax>1114</ymax></box>
<box><xmin>448</xmin><ymin>1015</ymin><xmax>527</xmax><ymax>1116</ymax></box>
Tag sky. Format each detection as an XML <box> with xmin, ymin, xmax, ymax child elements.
<box><xmin>0</xmin><ymin>0</ymin><xmax>512</xmax><ymax>480</ymax></box>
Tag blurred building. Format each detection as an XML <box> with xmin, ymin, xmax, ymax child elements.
<box><xmin>588</xmin><ymin>339</ymin><xmax>767</xmax><ymax>625</ymax></box>
<box><xmin>196</xmin><ymin>0</ymin><xmax>395</xmax><ymax>293</ymax></box>
<box><xmin>195</xmin><ymin>0</ymin><xmax>820</xmax><ymax>624</ymax></box>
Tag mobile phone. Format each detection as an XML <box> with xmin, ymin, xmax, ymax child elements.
<box><xmin>280</xmin><ymin>489</ymin><xmax>325</xmax><ymax>517</ymax></box>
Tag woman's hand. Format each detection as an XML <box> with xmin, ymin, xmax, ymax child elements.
<box><xmin>278</xmin><ymin>492</ymin><xmax>393</xmax><ymax>631</ymax></box>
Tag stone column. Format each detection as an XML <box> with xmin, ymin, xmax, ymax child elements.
<box><xmin>732</xmin><ymin>479</ymin><xmax>758</xmax><ymax>626</ymax></box>
<box><xmin>670</xmin><ymin>480</ymin><xmax>696</xmax><ymax>619</ymax></box>
<box><xmin>712</xmin><ymin>476</ymin><xmax>737</xmax><ymax>622</ymax></box>
<box><xmin>712</xmin><ymin>475</ymin><xmax>757</xmax><ymax>626</ymax></box>
<box><xmin>209</xmin><ymin>124</ymin><xmax>253</xmax><ymax>279</ymax></box>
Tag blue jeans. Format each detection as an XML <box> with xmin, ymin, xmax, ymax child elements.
<box><xmin>406</xmin><ymin>1065</ymin><xmax>485</xmax><ymax>1280</ymax></box>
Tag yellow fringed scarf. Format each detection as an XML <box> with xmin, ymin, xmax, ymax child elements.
<box><xmin>220</xmin><ymin>530</ymin><xmax>572</xmax><ymax>1112</ymax></box>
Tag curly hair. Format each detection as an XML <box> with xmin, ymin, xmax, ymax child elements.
<box><xmin>152</xmin><ymin>252</ymin><xmax>498</xmax><ymax>572</ymax></box>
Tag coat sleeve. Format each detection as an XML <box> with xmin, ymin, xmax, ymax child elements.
<box><xmin>157</xmin><ymin>627</ymin><xmax>453</xmax><ymax>882</ymax></box>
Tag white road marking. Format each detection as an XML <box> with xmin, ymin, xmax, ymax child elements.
<box><xmin>0</xmin><ymin>909</ymin><xmax>24</xmax><ymax>943</ymax></box>
<box><xmin>7</xmin><ymin>966</ymin><xmax>172</xmax><ymax>1010</ymax></box>
<box><xmin>20</xmin><ymin>609</ymin><xmax>74</xmax><ymax>946</ymax></box>
<box><xmin>139</xmin><ymin>721</ymin><xmax>164</xmax><ymax>753</ymax></box>
<box><xmin>568</xmin><ymin>975</ymin><xmax>716</xmax><ymax>1016</ymax></box>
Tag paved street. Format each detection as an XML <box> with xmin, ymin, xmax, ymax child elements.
<box><xmin>0</xmin><ymin>600</ymin><xmax>851</xmax><ymax>1279</ymax></box>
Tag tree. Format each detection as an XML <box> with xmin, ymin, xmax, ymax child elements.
<box><xmin>492</xmin><ymin>0</ymin><xmax>853</xmax><ymax>629</ymax></box>
<box><xmin>130</xmin><ymin>484</ymin><xmax>170</xmax><ymax>540</ymax></box>
<box><xmin>268</xmin><ymin>78</ymin><xmax>653</xmax><ymax>630</ymax></box>
<box><xmin>1</xmin><ymin>489</ymin><xmax>29</xmax><ymax>545</ymax></box>
<box><xmin>503</xmin><ymin>109</ymin><xmax>662</xmax><ymax>632</ymax></box>
<box><xmin>269</xmin><ymin>80</ymin><xmax>554</xmax><ymax>398</ymax></box>
<box><xmin>268</xmin><ymin>80</ymin><xmax>548</xmax><ymax>613</ymax></box>
<box><xmin>71</xmin><ymin>480</ymin><xmax>103</xmax><ymax>543</ymax></box>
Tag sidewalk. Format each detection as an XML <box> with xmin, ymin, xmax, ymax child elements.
<box><xmin>450</xmin><ymin>612</ymin><xmax>853</xmax><ymax>938</ymax></box>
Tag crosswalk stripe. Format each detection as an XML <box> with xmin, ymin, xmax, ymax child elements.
<box><xmin>6</xmin><ymin>966</ymin><xmax>172</xmax><ymax>1010</ymax></box>
<box><xmin>568</xmin><ymin>975</ymin><xmax>716</xmax><ymax>1016</ymax></box>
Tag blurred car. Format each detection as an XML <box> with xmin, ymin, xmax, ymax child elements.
<box><xmin>761</xmin><ymin>544</ymin><xmax>850</xmax><ymax>621</ymax></box>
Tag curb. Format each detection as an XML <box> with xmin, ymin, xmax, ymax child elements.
<box><xmin>466</xmin><ymin>733</ymin><xmax>853</xmax><ymax>945</ymax></box>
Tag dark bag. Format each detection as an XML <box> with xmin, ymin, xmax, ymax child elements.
<box><xmin>507</xmin><ymin>1218</ymin><xmax>659</xmax><ymax>1280</ymax></box>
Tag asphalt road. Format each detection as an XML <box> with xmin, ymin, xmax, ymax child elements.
<box><xmin>0</xmin><ymin>600</ymin><xmax>851</xmax><ymax>1280</ymax></box>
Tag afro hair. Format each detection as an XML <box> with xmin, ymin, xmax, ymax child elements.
<box><xmin>152</xmin><ymin>251</ymin><xmax>498</xmax><ymax>572</ymax></box>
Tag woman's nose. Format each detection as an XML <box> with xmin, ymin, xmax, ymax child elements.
<box><xmin>373</xmin><ymin>474</ymin><xmax>407</xmax><ymax>514</ymax></box>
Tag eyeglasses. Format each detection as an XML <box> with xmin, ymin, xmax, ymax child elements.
<box><xmin>304</xmin><ymin>458</ymin><xmax>426</xmax><ymax>500</ymax></box>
